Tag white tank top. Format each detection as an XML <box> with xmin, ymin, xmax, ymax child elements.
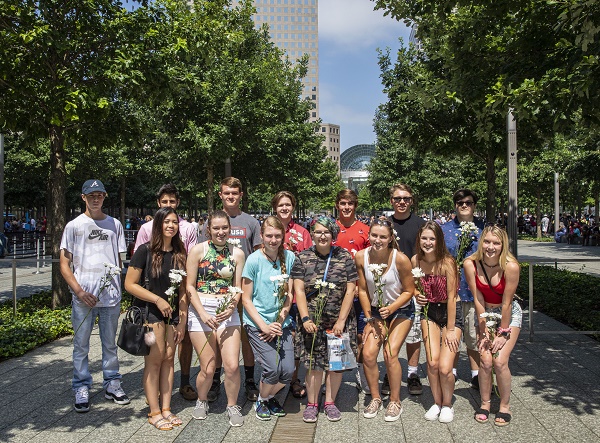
<box><xmin>363</xmin><ymin>247</ymin><xmax>408</xmax><ymax>308</ymax></box>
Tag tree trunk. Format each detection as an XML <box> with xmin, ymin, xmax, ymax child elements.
<box><xmin>49</xmin><ymin>126</ymin><xmax>70</xmax><ymax>308</ymax></box>
<box><xmin>206</xmin><ymin>163</ymin><xmax>214</xmax><ymax>213</ymax></box>
<box><xmin>485</xmin><ymin>151</ymin><xmax>497</xmax><ymax>222</ymax></box>
<box><xmin>595</xmin><ymin>188</ymin><xmax>599</xmax><ymax>226</ymax></box>
<box><xmin>536</xmin><ymin>188</ymin><xmax>542</xmax><ymax>240</ymax></box>
<box><xmin>120</xmin><ymin>176</ymin><xmax>126</xmax><ymax>225</ymax></box>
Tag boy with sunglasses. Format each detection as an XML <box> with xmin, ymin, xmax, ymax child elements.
<box><xmin>441</xmin><ymin>189</ymin><xmax>485</xmax><ymax>389</ymax></box>
<box><xmin>386</xmin><ymin>183</ymin><xmax>425</xmax><ymax>396</ymax></box>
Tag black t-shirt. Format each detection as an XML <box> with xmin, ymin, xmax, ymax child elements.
<box><xmin>389</xmin><ymin>213</ymin><xmax>425</xmax><ymax>257</ymax></box>
<box><xmin>129</xmin><ymin>243</ymin><xmax>180</xmax><ymax>323</ymax></box>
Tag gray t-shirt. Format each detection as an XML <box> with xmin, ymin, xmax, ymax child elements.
<box><xmin>60</xmin><ymin>213</ymin><xmax>126</xmax><ymax>307</ymax></box>
<box><xmin>200</xmin><ymin>211</ymin><xmax>261</xmax><ymax>257</ymax></box>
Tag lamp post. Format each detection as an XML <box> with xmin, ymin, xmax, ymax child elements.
<box><xmin>507</xmin><ymin>109</ymin><xmax>518</xmax><ymax>257</ymax></box>
<box><xmin>0</xmin><ymin>133</ymin><xmax>4</xmax><ymax>234</ymax></box>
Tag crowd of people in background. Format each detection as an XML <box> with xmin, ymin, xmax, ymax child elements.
<box><xmin>60</xmin><ymin>177</ymin><xmax>530</xmax><ymax>431</ymax></box>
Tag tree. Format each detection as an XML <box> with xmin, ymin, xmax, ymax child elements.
<box><xmin>0</xmin><ymin>0</ymin><xmax>147</xmax><ymax>307</ymax></box>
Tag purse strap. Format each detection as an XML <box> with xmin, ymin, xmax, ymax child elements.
<box><xmin>321</xmin><ymin>247</ymin><xmax>334</xmax><ymax>283</ymax></box>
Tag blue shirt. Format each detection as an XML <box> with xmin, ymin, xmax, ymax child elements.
<box><xmin>441</xmin><ymin>217</ymin><xmax>484</xmax><ymax>302</ymax></box>
<box><xmin>242</xmin><ymin>249</ymin><xmax>296</xmax><ymax>329</ymax></box>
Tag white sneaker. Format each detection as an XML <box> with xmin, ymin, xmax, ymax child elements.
<box><xmin>193</xmin><ymin>400</ymin><xmax>209</xmax><ymax>420</ymax></box>
<box><xmin>424</xmin><ymin>404</ymin><xmax>441</xmax><ymax>421</ymax></box>
<box><xmin>439</xmin><ymin>406</ymin><xmax>455</xmax><ymax>423</ymax></box>
<box><xmin>105</xmin><ymin>380</ymin><xmax>130</xmax><ymax>405</ymax></box>
<box><xmin>74</xmin><ymin>386</ymin><xmax>90</xmax><ymax>413</ymax></box>
<box><xmin>355</xmin><ymin>364</ymin><xmax>371</xmax><ymax>395</ymax></box>
<box><xmin>227</xmin><ymin>404</ymin><xmax>244</xmax><ymax>427</ymax></box>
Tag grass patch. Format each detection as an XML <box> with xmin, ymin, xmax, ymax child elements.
<box><xmin>0</xmin><ymin>290</ymin><xmax>133</xmax><ymax>360</ymax></box>
<box><xmin>517</xmin><ymin>234</ymin><xmax>554</xmax><ymax>242</ymax></box>
<box><xmin>518</xmin><ymin>264</ymin><xmax>600</xmax><ymax>339</ymax></box>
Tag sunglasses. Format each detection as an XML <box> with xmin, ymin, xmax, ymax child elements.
<box><xmin>392</xmin><ymin>196</ymin><xmax>413</xmax><ymax>203</ymax></box>
<box><xmin>456</xmin><ymin>200</ymin><xmax>474</xmax><ymax>207</ymax></box>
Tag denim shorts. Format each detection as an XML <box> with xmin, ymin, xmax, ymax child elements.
<box><xmin>485</xmin><ymin>300</ymin><xmax>523</xmax><ymax>328</ymax></box>
<box><xmin>372</xmin><ymin>299</ymin><xmax>415</xmax><ymax>322</ymax></box>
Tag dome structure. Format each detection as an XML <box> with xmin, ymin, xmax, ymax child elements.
<box><xmin>340</xmin><ymin>144</ymin><xmax>375</xmax><ymax>192</ymax></box>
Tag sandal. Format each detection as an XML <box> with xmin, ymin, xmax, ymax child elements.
<box><xmin>474</xmin><ymin>408</ymin><xmax>490</xmax><ymax>423</ymax></box>
<box><xmin>162</xmin><ymin>408</ymin><xmax>182</xmax><ymax>426</ymax></box>
<box><xmin>291</xmin><ymin>379</ymin><xmax>307</xmax><ymax>399</ymax></box>
<box><xmin>495</xmin><ymin>411</ymin><xmax>512</xmax><ymax>427</ymax></box>
<box><xmin>148</xmin><ymin>411</ymin><xmax>173</xmax><ymax>431</ymax></box>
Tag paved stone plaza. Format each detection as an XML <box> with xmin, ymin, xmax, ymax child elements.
<box><xmin>1</xmin><ymin>241</ymin><xmax>599</xmax><ymax>442</ymax></box>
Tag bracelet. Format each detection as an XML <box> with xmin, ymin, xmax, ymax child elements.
<box><xmin>301</xmin><ymin>316</ymin><xmax>311</xmax><ymax>323</ymax></box>
<box><xmin>497</xmin><ymin>327</ymin><xmax>512</xmax><ymax>334</ymax></box>
<box><xmin>364</xmin><ymin>317</ymin><xmax>374</xmax><ymax>323</ymax></box>
<box><xmin>155</xmin><ymin>296</ymin><xmax>160</xmax><ymax>304</ymax></box>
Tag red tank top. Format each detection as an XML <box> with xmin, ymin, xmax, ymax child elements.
<box><xmin>473</xmin><ymin>261</ymin><xmax>505</xmax><ymax>304</ymax></box>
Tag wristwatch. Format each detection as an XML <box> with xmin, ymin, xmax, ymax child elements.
<box><xmin>301</xmin><ymin>316</ymin><xmax>311</xmax><ymax>323</ymax></box>
<box><xmin>364</xmin><ymin>317</ymin><xmax>374</xmax><ymax>323</ymax></box>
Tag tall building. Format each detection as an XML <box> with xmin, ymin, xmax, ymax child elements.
<box><xmin>240</xmin><ymin>0</ymin><xmax>319</xmax><ymax>121</ymax></box>
<box><xmin>320</xmin><ymin>123</ymin><xmax>340</xmax><ymax>171</ymax></box>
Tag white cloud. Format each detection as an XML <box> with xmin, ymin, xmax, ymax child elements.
<box><xmin>319</xmin><ymin>0</ymin><xmax>409</xmax><ymax>52</ymax></box>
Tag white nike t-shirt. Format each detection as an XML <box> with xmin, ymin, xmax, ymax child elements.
<box><xmin>60</xmin><ymin>213</ymin><xmax>127</xmax><ymax>307</ymax></box>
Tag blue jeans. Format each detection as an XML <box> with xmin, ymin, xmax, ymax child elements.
<box><xmin>71</xmin><ymin>303</ymin><xmax>122</xmax><ymax>390</ymax></box>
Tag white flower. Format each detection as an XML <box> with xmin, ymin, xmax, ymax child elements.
<box><xmin>228</xmin><ymin>286</ymin><xmax>242</xmax><ymax>295</ymax></box>
<box><xmin>227</xmin><ymin>238</ymin><xmax>241</xmax><ymax>248</ymax></box>
<box><xmin>270</xmin><ymin>275</ymin><xmax>278</xmax><ymax>282</ymax></box>
<box><xmin>314</xmin><ymin>279</ymin><xmax>324</xmax><ymax>288</ymax></box>
<box><xmin>368</xmin><ymin>263</ymin><xmax>387</xmax><ymax>276</ymax></box>
<box><xmin>328</xmin><ymin>283</ymin><xmax>336</xmax><ymax>290</ymax></box>
<box><xmin>486</xmin><ymin>320</ymin><xmax>498</xmax><ymax>328</ymax></box>
<box><xmin>165</xmin><ymin>287</ymin><xmax>175</xmax><ymax>297</ymax></box>
<box><xmin>411</xmin><ymin>267</ymin><xmax>425</xmax><ymax>279</ymax></box>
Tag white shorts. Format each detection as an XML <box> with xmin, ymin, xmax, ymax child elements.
<box><xmin>188</xmin><ymin>297</ymin><xmax>241</xmax><ymax>333</ymax></box>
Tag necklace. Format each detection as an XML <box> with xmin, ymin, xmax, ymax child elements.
<box><xmin>483</xmin><ymin>260</ymin><xmax>499</xmax><ymax>268</ymax></box>
<box><xmin>262</xmin><ymin>248</ymin><xmax>279</xmax><ymax>269</ymax></box>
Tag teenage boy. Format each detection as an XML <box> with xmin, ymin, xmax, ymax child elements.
<box><xmin>387</xmin><ymin>183</ymin><xmax>425</xmax><ymax>396</ymax></box>
<box><xmin>133</xmin><ymin>183</ymin><xmax>198</xmax><ymax>401</ymax></box>
<box><xmin>199</xmin><ymin>177</ymin><xmax>262</xmax><ymax>402</ymax></box>
<box><xmin>441</xmin><ymin>189</ymin><xmax>484</xmax><ymax>389</ymax></box>
<box><xmin>60</xmin><ymin>179</ymin><xmax>129</xmax><ymax>413</ymax></box>
<box><xmin>332</xmin><ymin>189</ymin><xmax>370</xmax><ymax>392</ymax></box>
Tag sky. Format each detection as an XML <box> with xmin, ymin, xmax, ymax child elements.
<box><xmin>318</xmin><ymin>0</ymin><xmax>411</xmax><ymax>153</ymax></box>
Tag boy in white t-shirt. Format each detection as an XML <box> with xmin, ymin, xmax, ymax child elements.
<box><xmin>60</xmin><ymin>179</ymin><xmax>129</xmax><ymax>413</ymax></box>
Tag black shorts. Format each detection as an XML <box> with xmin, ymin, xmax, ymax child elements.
<box><xmin>423</xmin><ymin>302</ymin><xmax>464</xmax><ymax>331</ymax></box>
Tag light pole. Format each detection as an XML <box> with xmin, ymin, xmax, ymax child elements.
<box><xmin>507</xmin><ymin>109</ymin><xmax>518</xmax><ymax>257</ymax></box>
<box><xmin>554</xmin><ymin>172</ymin><xmax>560</xmax><ymax>233</ymax></box>
<box><xmin>0</xmin><ymin>133</ymin><xmax>4</xmax><ymax>234</ymax></box>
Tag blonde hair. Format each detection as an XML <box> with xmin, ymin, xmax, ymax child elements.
<box><xmin>262</xmin><ymin>215</ymin><xmax>289</xmax><ymax>292</ymax></box>
<box><xmin>467</xmin><ymin>225</ymin><xmax>518</xmax><ymax>270</ymax></box>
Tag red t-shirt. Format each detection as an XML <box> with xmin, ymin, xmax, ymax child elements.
<box><xmin>284</xmin><ymin>220</ymin><xmax>313</xmax><ymax>253</ymax></box>
<box><xmin>333</xmin><ymin>220</ymin><xmax>370</xmax><ymax>258</ymax></box>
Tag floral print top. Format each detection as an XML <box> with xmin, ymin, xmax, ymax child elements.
<box><xmin>196</xmin><ymin>241</ymin><xmax>235</xmax><ymax>295</ymax></box>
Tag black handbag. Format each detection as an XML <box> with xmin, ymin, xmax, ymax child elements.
<box><xmin>117</xmin><ymin>305</ymin><xmax>151</xmax><ymax>356</ymax></box>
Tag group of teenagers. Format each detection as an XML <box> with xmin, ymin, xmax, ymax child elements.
<box><xmin>60</xmin><ymin>177</ymin><xmax>522</xmax><ymax>431</ymax></box>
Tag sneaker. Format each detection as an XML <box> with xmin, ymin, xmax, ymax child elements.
<box><xmin>245</xmin><ymin>378</ymin><xmax>259</xmax><ymax>402</ymax></box>
<box><xmin>267</xmin><ymin>397</ymin><xmax>286</xmax><ymax>417</ymax></box>
<box><xmin>381</xmin><ymin>374</ymin><xmax>391</xmax><ymax>395</ymax></box>
<box><xmin>363</xmin><ymin>397</ymin><xmax>383</xmax><ymax>419</ymax></box>
<box><xmin>439</xmin><ymin>406</ymin><xmax>455</xmax><ymax>423</ymax></box>
<box><xmin>254</xmin><ymin>400</ymin><xmax>271</xmax><ymax>421</ymax></box>
<box><xmin>303</xmin><ymin>404</ymin><xmax>318</xmax><ymax>423</ymax></box>
<box><xmin>207</xmin><ymin>378</ymin><xmax>220</xmax><ymax>402</ymax></box>
<box><xmin>324</xmin><ymin>403</ymin><xmax>342</xmax><ymax>422</ymax></box>
<box><xmin>471</xmin><ymin>375</ymin><xmax>480</xmax><ymax>390</ymax></box>
<box><xmin>407</xmin><ymin>374</ymin><xmax>423</xmax><ymax>395</ymax></box>
<box><xmin>355</xmin><ymin>365</ymin><xmax>371</xmax><ymax>395</ymax></box>
<box><xmin>384</xmin><ymin>401</ymin><xmax>403</xmax><ymax>422</ymax></box>
<box><xmin>424</xmin><ymin>404</ymin><xmax>441</xmax><ymax>421</ymax></box>
<box><xmin>105</xmin><ymin>380</ymin><xmax>130</xmax><ymax>405</ymax></box>
<box><xmin>74</xmin><ymin>386</ymin><xmax>90</xmax><ymax>413</ymax></box>
<box><xmin>227</xmin><ymin>405</ymin><xmax>244</xmax><ymax>427</ymax></box>
<box><xmin>192</xmin><ymin>400</ymin><xmax>209</xmax><ymax>420</ymax></box>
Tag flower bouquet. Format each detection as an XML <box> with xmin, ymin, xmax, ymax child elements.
<box><xmin>412</xmin><ymin>267</ymin><xmax>431</xmax><ymax>357</ymax></box>
<box><xmin>307</xmin><ymin>279</ymin><xmax>336</xmax><ymax>373</ymax></box>
<box><xmin>164</xmin><ymin>269</ymin><xmax>187</xmax><ymax>340</ymax></box>
<box><xmin>72</xmin><ymin>263</ymin><xmax>121</xmax><ymax>339</ymax></box>
<box><xmin>270</xmin><ymin>273</ymin><xmax>290</xmax><ymax>363</ymax></box>
<box><xmin>368</xmin><ymin>263</ymin><xmax>393</xmax><ymax>356</ymax></box>
<box><xmin>455</xmin><ymin>221</ymin><xmax>478</xmax><ymax>268</ymax></box>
